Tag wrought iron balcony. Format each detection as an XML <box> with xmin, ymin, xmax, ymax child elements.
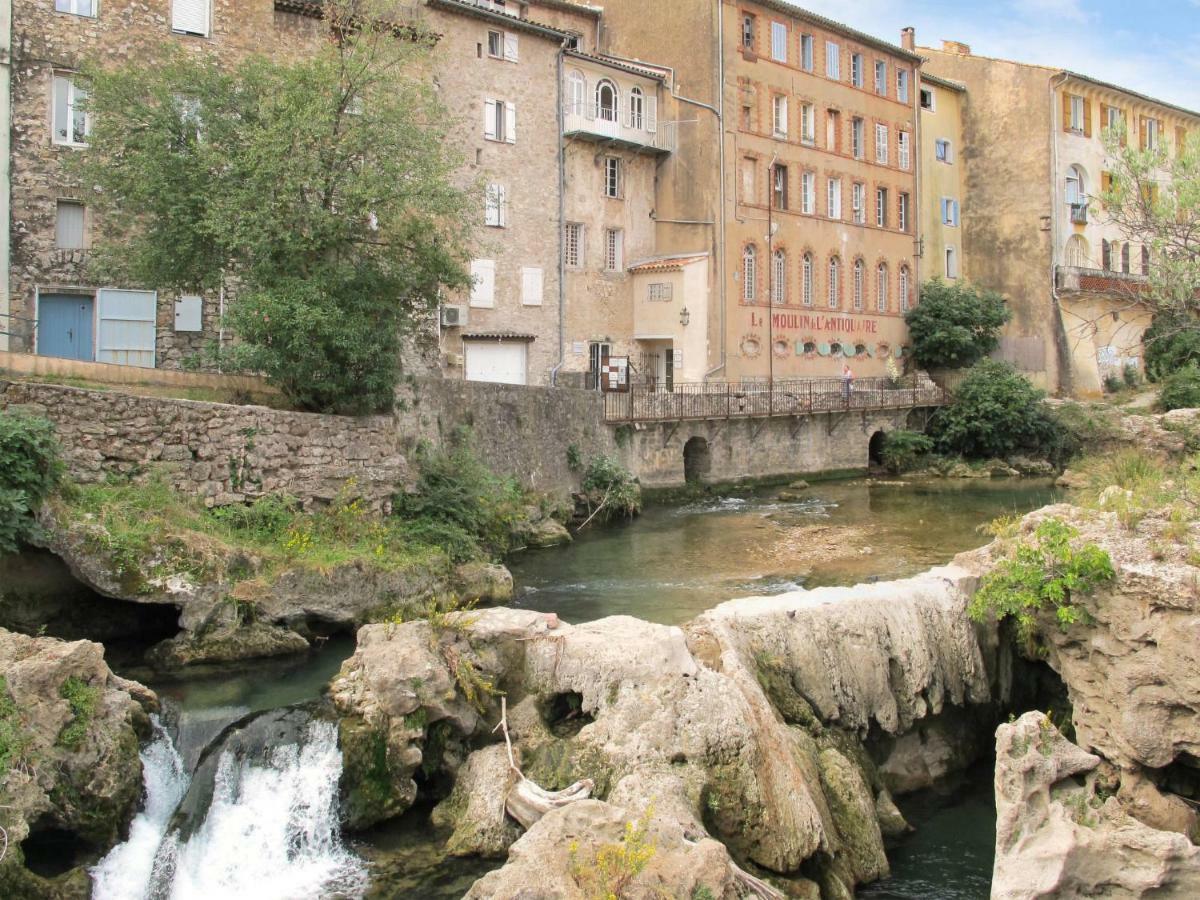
<box><xmin>562</xmin><ymin>103</ymin><xmax>676</xmax><ymax>154</ymax></box>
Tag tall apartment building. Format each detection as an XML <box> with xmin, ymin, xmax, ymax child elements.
<box><xmin>599</xmin><ymin>0</ymin><xmax>922</xmax><ymax>381</ymax></box>
<box><xmin>916</xmin><ymin>67</ymin><xmax>967</xmax><ymax>285</ymax></box>
<box><xmin>921</xmin><ymin>38</ymin><xmax>1199</xmax><ymax>396</ymax></box>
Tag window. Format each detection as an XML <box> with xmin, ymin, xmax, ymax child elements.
<box><xmin>852</xmin><ymin>182</ymin><xmax>865</xmax><ymax>224</ymax></box>
<box><xmin>828</xmin><ymin>257</ymin><xmax>840</xmax><ymax>309</ymax></box>
<box><xmin>484</xmin><ymin>183</ymin><xmax>507</xmax><ymax>227</ymax></box>
<box><xmin>1102</xmin><ymin>238</ymin><xmax>1112</xmax><ymax>271</ymax></box>
<box><xmin>596</xmin><ymin>80</ymin><xmax>618</xmax><ymax>123</ymax></box>
<box><xmin>1065</xmin><ymin>234</ymin><xmax>1089</xmax><ymax>268</ymax></box>
<box><xmin>772</xmin><ymin>164</ymin><xmax>788</xmax><ymax>210</ymax></box>
<box><xmin>825</xmin><ymin>41</ymin><xmax>840</xmax><ymax>79</ymax></box>
<box><xmin>899</xmin><ymin>265</ymin><xmax>911</xmax><ymax>311</ymax></box>
<box><xmin>483</xmin><ymin>98</ymin><xmax>516</xmax><ymax>143</ymax></box>
<box><xmin>800</xmin><ymin>34</ymin><xmax>814</xmax><ymax>71</ymax></box>
<box><xmin>1106</xmin><ymin>105</ymin><xmax>1124</xmax><ymax>134</ymax></box>
<box><xmin>741</xmin><ymin>104</ymin><xmax>753</xmax><ymax>131</ymax></box>
<box><xmin>853</xmin><ymin>259</ymin><xmax>864</xmax><ymax>310</ymax></box>
<box><xmin>1142</xmin><ymin>245</ymin><xmax>1151</xmax><ymax>275</ymax></box>
<box><xmin>772</xmin><ymin>95</ymin><xmax>788</xmax><ymax>138</ymax></box>
<box><xmin>920</xmin><ymin>87</ymin><xmax>935</xmax><ymax>111</ymax></box>
<box><xmin>604</xmin><ymin>228</ymin><xmax>624</xmax><ymax>272</ymax></box>
<box><xmin>851</xmin><ymin>53</ymin><xmax>864</xmax><ymax>88</ymax></box>
<box><xmin>898</xmin><ymin>192</ymin><xmax>910</xmax><ymax>232</ymax></box>
<box><xmin>801</xmin><ymin>171</ymin><xmax>815</xmax><ymax>214</ymax></box>
<box><xmin>1143</xmin><ymin>117</ymin><xmax>1160</xmax><ymax>151</ymax></box>
<box><xmin>604</xmin><ymin>157</ymin><xmax>622</xmax><ymax>198</ymax></box>
<box><xmin>1065</xmin><ymin>165</ymin><xmax>1085</xmax><ymax>206</ymax></box>
<box><xmin>1121</xmin><ymin>242</ymin><xmax>1130</xmax><ymax>274</ymax></box>
<box><xmin>770</xmin><ymin>22</ymin><xmax>787</xmax><ymax>62</ymax></box>
<box><xmin>826</xmin><ymin>109</ymin><xmax>840</xmax><ymax>152</ymax></box>
<box><xmin>898</xmin><ymin>131</ymin><xmax>910</xmax><ymax>170</ymax></box>
<box><xmin>469</xmin><ymin>259</ymin><xmax>496</xmax><ymax>308</ymax></box>
<box><xmin>56</xmin><ymin>200</ymin><xmax>86</xmax><ymax>249</ymax></box>
<box><xmin>851</xmin><ymin>117</ymin><xmax>865</xmax><ymax>159</ymax></box>
<box><xmin>897</xmin><ymin>69</ymin><xmax>910</xmax><ymax>103</ymax></box>
<box><xmin>648</xmin><ymin>282</ymin><xmax>673</xmax><ymax>302</ymax></box>
<box><xmin>875</xmin><ymin>123</ymin><xmax>889</xmax><ymax>164</ymax></box>
<box><xmin>874</xmin><ymin>60</ymin><xmax>887</xmax><ymax>96</ymax></box>
<box><xmin>628</xmin><ymin>87</ymin><xmax>644</xmax><ymax>130</ymax></box>
<box><xmin>487</xmin><ymin>30</ymin><xmax>503</xmax><ymax>58</ymax></box>
<box><xmin>941</xmin><ymin>197</ymin><xmax>960</xmax><ymax>226</ymax></box>
<box><xmin>743</xmin><ymin>245</ymin><xmax>758</xmax><ymax>301</ymax></box>
<box><xmin>935</xmin><ymin>138</ymin><xmax>953</xmax><ymax>163</ymax></box>
<box><xmin>801</xmin><ymin>253</ymin><xmax>813</xmax><ymax>306</ymax></box>
<box><xmin>1069</xmin><ymin>95</ymin><xmax>1085</xmax><ymax>132</ymax></box>
<box><xmin>875</xmin><ymin>187</ymin><xmax>888</xmax><ymax>227</ymax></box>
<box><xmin>171</xmin><ymin>0</ymin><xmax>210</xmax><ymax>36</ymax></box>
<box><xmin>800</xmin><ymin>103</ymin><xmax>814</xmax><ymax>143</ymax></box>
<box><xmin>52</xmin><ymin>75</ymin><xmax>89</xmax><ymax>146</ymax></box>
<box><xmin>827</xmin><ymin>177</ymin><xmax>842</xmax><ymax>219</ymax></box>
<box><xmin>567</xmin><ymin>70</ymin><xmax>586</xmax><ymax>115</ymax></box>
<box><xmin>521</xmin><ymin>267</ymin><xmax>543</xmax><ymax>306</ymax></box>
<box><xmin>876</xmin><ymin>263</ymin><xmax>889</xmax><ymax>312</ymax></box>
<box><xmin>55</xmin><ymin>0</ymin><xmax>95</xmax><ymax>15</ymax></box>
<box><xmin>564</xmin><ymin>222</ymin><xmax>583</xmax><ymax>268</ymax></box>
<box><xmin>742</xmin><ymin>14</ymin><xmax>755</xmax><ymax>50</ymax></box>
<box><xmin>945</xmin><ymin>246</ymin><xmax>959</xmax><ymax>279</ymax></box>
<box><xmin>771</xmin><ymin>249</ymin><xmax>786</xmax><ymax>304</ymax></box>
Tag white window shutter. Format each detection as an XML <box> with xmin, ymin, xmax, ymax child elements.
<box><xmin>499</xmin><ymin>185</ymin><xmax>508</xmax><ymax>226</ymax></box>
<box><xmin>484</xmin><ymin>99</ymin><xmax>497</xmax><ymax>140</ymax></box>
<box><xmin>469</xmin><ymin>259</ymin><xmax>496</xmax><ymax>308</ymax></box>
<box><xmin>504</xmin><ymin>33</ymin><xmax>518</xmax><ymax>62</ymax></box>
<box><xmin>505</xmin><ymin>102</ymin><xmax>516</xmax><ymax>143</ymax></box>
<box><xmin>521</xmin><ymin>267</ymin><xmax>543</xmax><ymax>306</ymax></box>
<box><xmin>646</xmin><ymin>96</ymin><xmax>657</xmax><ymax>133</ymax></box>
<box><xmin>172</xmin><ymin>0</ymin><xmax>209</xmax><ymax>36</ymax></box>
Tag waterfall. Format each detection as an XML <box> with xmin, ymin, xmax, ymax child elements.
<box><xmin>92</xmin><ymin>717</ymin><xmax>368</xmax><ymax>900</ymax></box>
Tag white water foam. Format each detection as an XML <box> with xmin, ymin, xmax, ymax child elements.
<box><xmin>92</xmin><ymin>718</ymin><xmax>368</xmax><ymax>900</ymax></box>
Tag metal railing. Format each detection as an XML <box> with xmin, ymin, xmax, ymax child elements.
<box><xmin>603</xmin><ymin>374</ymin><xmax>948</xmax><ymax>423</ymax></box>
<box><xmin>562</xmin><ymin>104</ymin><xmax>677</xmax><ymax>153</ymax></box>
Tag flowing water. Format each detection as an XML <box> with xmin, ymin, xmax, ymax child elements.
<box><xmin>92</xmin><ymin>477</ymin><xmax>1056</xmax><ymax>898</ymax></box>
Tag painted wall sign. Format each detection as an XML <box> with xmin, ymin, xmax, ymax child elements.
<box><xmin>748</xmin><ymin>311</ymin><xmax>880</xmax><ymax>334</ymax></box>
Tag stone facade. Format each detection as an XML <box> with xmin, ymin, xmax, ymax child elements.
<box><xmin>0</xmin><ymin>378</ymin><xmax>408</xmax><ymax>508</ymax></box>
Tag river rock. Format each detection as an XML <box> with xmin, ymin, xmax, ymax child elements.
<box><xmin>1008</xmin><ymin>455</ymin><xmax>1057</xmax><ymax>477</ymax></box>
<box><xmin>525</xmin><ymin>518</ymin><xmax>572</xmax><ymax>549</ymax></box>
<box><xmin>455</xmin><ymin>562</ymin><xmax>515</xmax><ymax>604</ymax></box>
<box><xmin>431</xmin><ymin>743</ymin><xmax>522</xmax><ymax>858</ymax></box>
<box><xmin>0</xmin><ymin>628</ymin><xmax>152</xmax><ymax>897</ymax></box>
<box><xmin>992</xmin><ymin>712</ymin><xmax>1200</xmax><ymax>899</ymax></box>
<box><xmin>1055</xmin><ymin>468</ymin><xmax>1088</xmax><ymax>489</ymax></box>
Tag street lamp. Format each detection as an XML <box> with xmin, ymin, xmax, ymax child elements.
<box><xmin>679</xmin><ymin>306</ymin><xmax>691</xmax><ymax>327</ymax></box>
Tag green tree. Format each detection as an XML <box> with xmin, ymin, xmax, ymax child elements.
<box><xmin>1143</xmin><ymin>312</ymin><xmax>1200</xmax><ymax>381</ymax></box>
<box><xmin>904</xmin><ymin>278</ymin><xmax>1012</xmax><ymax>369</ymax></box>
<box><xmin>1158</xmin><ymin>365</ymin><xmax>1200</xmax><ymax>412</ymax></box>
<box><xmin>0</xmin><ymin>412</ymin><xmax>64</xmax><ymax>554</ymax></box>
<box><xmin>70</xmin><ymin>1</ymin><xmax>472</xmax><ymax>414</ymax></box>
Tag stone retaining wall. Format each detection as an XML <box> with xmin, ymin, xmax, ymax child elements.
<box><xmin>0</xmin><ymin>380</ymin><xmax>407</xmax><ymax>509</ymax></box>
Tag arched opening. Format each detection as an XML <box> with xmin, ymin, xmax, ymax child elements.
<box><xmin>1065</xmin><ymin>234</ymin><xmax>1090</xmax><ymax>268</ymax></box>
<box><xmin>868</xmin><ymin>430</ymin><xmax>887</xmax><ymax>465</ymax></box>
<box><xmin>596</xmin><ymin>79</ymin><xmax>618</xmax><ymax>122</ymax></box>
<box><xmin>683</xmin><ymin>436</ymin><xmax>711</xmax><ymax>485</ymax></box>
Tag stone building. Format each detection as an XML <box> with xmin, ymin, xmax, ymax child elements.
<box><xmin>599</xmin><ymin>0</ymin><xmax>922</xmax><ymax>381</ymax></box>
<box><xmin>921</xmin><ymin>37</ymin><xmax>1198</xmax><ymax>396</ymax></box>
<box><xmin>915</xmin><ymin>65</ymin><xmax>967</xmax><ymax>285</ymax></box>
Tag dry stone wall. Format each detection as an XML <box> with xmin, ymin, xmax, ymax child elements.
<box><xmin>0</xmin><ymin>379</ymin><xmax>407</xmax><ymax>509</ymax></box>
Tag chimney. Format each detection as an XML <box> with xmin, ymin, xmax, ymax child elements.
<box><xmin>942</xmin><ymin>40</ymin><xmax>972</xmax><ymax>56</ymax></box>
<box><xmin>900</xmin><ymin>27</ymin><xmax>915</xmax><ymax>52</ymax></box>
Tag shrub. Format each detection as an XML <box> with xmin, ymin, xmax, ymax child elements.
<box><xmin>581</xmin><ymin>456</ymin><xmax>641</xmax><ymax>521</ymax></box>
<box><xmin>1158</xmin><ymin>365</ymin><xmax>1200</xmax><ymax>412</ymax></box>
<box><xmin>0</xmin><ymin>675</ymin><xmax>29</xmax><ymax>780</ymax></box>
<box><xmin>931</xmin><ymin>360</ymin><xmax>1075</xmax><ymax>464</ymax></box>
<box><xmin>879</xmin><ymin>430</ymin><xmax>934</xmax><ymax>474</ymax></box>
<box><xmin>1102</xmin><ymin>373</ymin><xmax>1124</xmax><ymax>394</ymax></box>
<box><xmin>569</xmin><ymin>809</ymin><xmax>656</xmax><ymax>899</ymax></box>
<box><xmin>1143</xmin><ymin>314</ymin><xmax>1200</xmax><ymax>382</ymax></box>
<box><xmin>969</xmin><ymin>519</ymin><xmax>1115</xmax><ymax>642</ymax></box>
<box><xmin>904</xmin><ymin>278</ymin><xmax>1012</xmax><ymax>370</ymax></box>
<box><xmin>1123</xmin><ymin>364</ymin><xmax>1141</xmax><ymax>389</ymax></box>
<box><xmin>0</xmin><ymin>412</ymin><xmax>64</xmax><ymax>554</ymax></box>
<box><xmin>57</xmin><ymin>675</ymin><xmax>100</xmax><ymax>750</ymax></box>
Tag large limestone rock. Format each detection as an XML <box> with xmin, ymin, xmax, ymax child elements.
<box><xmin>0</xmin><ymin>628</ymin><xmax>154</xmax><ymax>898</ymax></box>
<box><xmin>992</xmin><ymin>712</ymin><xmax>1200</xmax><ymax>899</ymax></box>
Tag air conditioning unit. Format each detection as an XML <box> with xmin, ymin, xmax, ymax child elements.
<box><xmin>441</xmin><ymin>305</ymin><xmax>468</xmax><ymax>328</ymax></box>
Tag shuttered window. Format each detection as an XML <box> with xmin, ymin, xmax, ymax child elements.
<box><xmin>469</xmin><ymin>259</ymin><xmax>496</xmax><ymax>308</ymax></box>
<box><xmin>770</xmin><ymin>22</ymin><xmax>787</xmax><ymax>62</ymax></box>
<box><xmin>825</xmin><ymin>42</ymin><xmax>840</xmax><ymax>79</ymax></box>
<box><xmin>56</xmin><ymin>201</ymin><xmax>86</xmax><ymax>249</ymax></box>
<box><xmin>55</xmin><ymin>0</ymin><xmax>95</xmax><ymax>15</ymax></box>
<box><xmin>172</xmin><ymin>0</ymin><xmax>210</xmax><ymax>37</ymax></box>
<box><xmin>875</xmin><ymin>123</ymin><xmax>889</xmax><ymax>164</ymax></box>
<box><xmin>800</xmin><ymin>103</ymin><xmax>814</xmax><ymax>143</ymax></box>
<box><xmin>801</xmin><ymin>171</ymin><xmax>815</xmax><ymax>214</ymax></box>
<box><xmin>564</xmin><ymin>223</ymin><xmax>583</xmax><ymax>268</ymax></box>
<box><xmin>827</xmin><ymin>178</ymin><xmax>841</xmax><ymax>219</ymax></box>
<box><xmin>604</xmin><ymin>229</ymin><xmax>623</xmax><ymax>272</ymax></box>
<box><xmin>484</xmin><ymin>183</ymin><xmax>507</xmax><ymax>227</ymax></box>
<box><xmin>898</xmin><ymin>131</ymin><xmax>910</xmax><ymax>170</ymax></box>
<box><xmin>521</xmin><ymin>267</ymin><xmax>543</xmax><ymax>306</ymax></box>
<box><xmin>800</xmin><ymin>34</ymin><xmax>814</xmax><ymax>71</ymax></box>
<box><xmin>852</xmin><ymin>183</ymin><xmax>865</xmax><ymax>224</ymax></box>
<box><xmin>483</xmin><ymin>99</ymin><xmax>517</xmax><ymax>143</ymax></box>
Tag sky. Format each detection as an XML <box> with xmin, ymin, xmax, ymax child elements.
<box><xmin>784</xmin><ymin>0</ymin><xmax>1200</xmax><ymax>112</ymax></box>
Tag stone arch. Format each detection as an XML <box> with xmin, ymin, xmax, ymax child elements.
<box><xmin>868</xmin><ymin>430</ymin><xmax>887</xmax><ymax>465</ymax></box>
<box><xmin>683</xmin><ymin>436</ymin><xmax>711</xmax><ymax>485</ymax></box>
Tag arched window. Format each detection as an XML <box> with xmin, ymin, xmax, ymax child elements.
<box><xmin>743</xmin><ymin>245</ymin><xmax>757</xmax><ymax>302</ymax></box>
<box><xmin>853</xmin><ymin>259</ymin><xmax>864</xmax><ymax>310</ymax></box>
<box><xmin>828</xmin><ymin>256</ymin><xmax>840</xmax><ymax>309</ymax></box>
<box><xmin>771</xmin><ymin>249</ymin><xmax>786</xmax><ymax>304</ymax></box>
<box><xmin>899</xmin><ymin>265</ymin><xmax>911</xmax><ymax>312</ymax></box>
<box><xmin>876</xmin><ymin>263</ymin><xmax>889</xmax><ymax>312</ymax></box>
<box><xmin>802</xmin><ymin>253</ymin><xmax>813</xmax><ymax>307</ymax></box>
<box><xmin>1102</xmin><ymin>238</ymin><xmax>1112</xmax><ymax>270</ymax></box>
<box><xmin>596</xmin><ymin>79</ymin><xmax>619</xmax><ymax>123</ymax></box>
<box><xmin>1065</xmin><ymin>234</ymin><xmax>1089</xmax><ymax>268</ymax></box>
<box><xmin>1066</xmin><ymin>164</ymin><xmax>1086</xmax><ymax>205</ymax></box>
<box><xmin>629</xmin><ymin>86</ymin><xmax>644</xmax><ymax>130</ymax></box>
<box><xmin>1121</xmin><ymin>242</ymin><xmax>1130</xmax><ymax>274</ymax></box>
<box><xmin>567</xmin><ymin>70</ymin><xmax>586</xmax><ymax>116</ymax></box>
<box><xmin>1142</xmin><ymin>245</ymin><xmax>1151</xmax><ymax>275</ymax></box>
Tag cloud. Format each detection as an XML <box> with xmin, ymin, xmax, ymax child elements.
<box><xmin>1011</xmin><ymin>0</ymin><xmax>1090</xmax><ymax>24</ymax></box>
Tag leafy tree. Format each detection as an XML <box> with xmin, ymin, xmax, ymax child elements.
<box><xmin>904</xmin><ymin>278</ymin><xmax>1012</xmax><ymax>369</ymax></box>
<box><xmin>931</xmin><ymin>360</ymin><xmax>1074</xmax><ymax>462</ymax></box>
<box><xmin>1142</xmin><ymin>312</ymin><xmax>1200</xmax><ymax>382</ymax></box>
<box><xmin>878</xmin><ymin>430</ymin><xmax>934</xmax><ymax>474</ymax></box>
<box><xmin>70</xmin><ymin>1</ymin><xmax>472</xmax><ymax>414</ymax></box>
<box><xmin>0</xmin><ymin>412</ymin><xmax>64</xmax><ymax>554</ymax></box>
<box><xmin>1158</xmin><ymin>365</ymin><xmax>1200</xmax><ymax>412</ymax></box>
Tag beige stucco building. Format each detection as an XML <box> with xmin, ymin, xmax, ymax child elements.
<box><xmin>921</xmin><ymin>38</ymin><xmax>1198</xmax><ymax>396</ymax></box>
<box><xmin>916</xmin><ymin>69</ymin><xmax>967</xmax><ymax>285</ymax></box>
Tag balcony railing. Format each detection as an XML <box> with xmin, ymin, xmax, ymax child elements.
<box><xmin>1069</xmin><ymin>202</ymin><xmax>1089</xmax><ymax>225</ymax></box>
<box><xmin>603</xmin><ymin>375</ymin><xmax>947</xmax><ymax>423</ymax></box>
<box><xmin>563</xmin><ymin>103</ymin><xmax>676</xmax><ymax>153</ymax></box>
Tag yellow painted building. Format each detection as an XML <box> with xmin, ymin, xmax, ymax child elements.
<box><xmin>917</xmin><ymin>71</ymin><xmax>967</xmax><ymax>285</ymax></box>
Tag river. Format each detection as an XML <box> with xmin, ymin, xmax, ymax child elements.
<box><xmin>93</xmin><ymin>477</ymin><xmax>1056</xmax><ymax>898</ymax></box>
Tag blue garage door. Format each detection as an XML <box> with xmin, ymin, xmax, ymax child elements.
<box><xmin>37</xmin><ymin>294</ymin><xmax>94</xmax><ymax>361</ymax></box>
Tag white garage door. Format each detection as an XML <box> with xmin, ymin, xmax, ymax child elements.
<box><xmin>464</xmin><ymin>341</ymin><xmax>527</xmax><ymax>385</ymax></box>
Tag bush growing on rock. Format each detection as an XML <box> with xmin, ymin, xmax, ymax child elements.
<box><xmin>904</xmin><ymin>278</ymin><xmax>1011</xmax><ymax>369</ymax></box>
<box><xmin>1158</xmin><ymin>366</ymin><xmax>1200</xmax><ymax>412</ymax></box>
<box><xmin>0</xmin><ymin>412</ymin><xmax>64</xmax><ymax>554</ymax></box>
<box><xmin>878</xmin><ymin>430</ymin><xmax>934</xmax><ymax>474</ymax></box>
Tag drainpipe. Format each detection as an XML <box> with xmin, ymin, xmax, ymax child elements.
<box><xmin>550</xmin><ymin>42</ymin><xmax>568</xmax><ymax>386</ymax></box>
<box><xmin>0</xmin><ymin>0</ymin><xmax>10</xmax><ymax>354</ymax></box>
<box><xmin>705</xmin><ymin>0</ymin><xmax>727</xmax><ymax>380</ymax></box>
<box><xmin>1048</xmin><ymin>71</ymin><xmax>1074</xmax><ymax>397</ymax></box>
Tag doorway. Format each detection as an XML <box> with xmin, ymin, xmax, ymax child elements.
<box><xmin>683</xmin><ymin>436</ymin><xmax>711</xmax><ymax>484</ymax></box>
<box><xmin>37</xmin><ymin>294</ymin><xmax>94</xmax><ymax>361</ymax></box>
